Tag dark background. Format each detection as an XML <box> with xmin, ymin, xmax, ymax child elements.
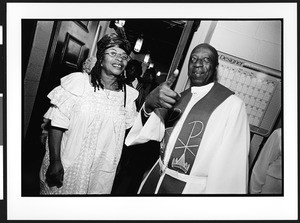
<box><xmin>0</xmin><ymin>44</ymin><xmax>3</xmax><ymax>93</ymax></box>
<box><xmin>0</xmin><ymin>0</ymin><xmax>5</xmax><ymax>221</ymax></box>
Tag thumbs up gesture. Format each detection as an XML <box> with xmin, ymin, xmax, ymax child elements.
<box><xmin>144</xmin><ymin>69</ymin><xmax>180</xmax><ymax>113</ymax></box>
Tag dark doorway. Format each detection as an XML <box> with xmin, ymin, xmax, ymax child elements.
<box><xmin>124</xmin><ymin>19</ymin><xmax>187</xmax><ymax>84</ymax></box>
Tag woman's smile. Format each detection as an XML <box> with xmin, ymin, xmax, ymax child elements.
<box><xmin>111</xmin><ymin>62</ymin><xmax>123</xmax><ymax>69</ymax></box>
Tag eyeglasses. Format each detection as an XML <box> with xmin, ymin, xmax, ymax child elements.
<box><xmin>105</xmin><ymin>51</ymin><xmax>130</xmax><ymax>61</ymax></box>
<box><xmin>190</xmin><ymin>56</ymin><xmax>211</xmax><ymax>65</ymax></box>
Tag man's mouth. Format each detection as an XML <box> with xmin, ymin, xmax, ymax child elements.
<box><xmin>192</xmin><ymin>70</ymin><xmax>205</xmax><ymax>77</ymax></box>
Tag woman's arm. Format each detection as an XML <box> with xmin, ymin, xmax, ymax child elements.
<box><xmin>46</xmin><ymin>126</ymin><xmax>65</xmax><ymax>188</ymax></box>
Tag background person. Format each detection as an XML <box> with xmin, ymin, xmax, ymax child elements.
<box><xmin>112</xmin><ymin>67</ymin><xmax>159</xmax><ymax>194</ymax></box>
<box><xmin>124</xmin><ymin>59</ymin><xmax>143</xmax><ymax>90</ymax></box>
<box><xmin>82</xmin><ymin>56</ymin><xmax>97</xmax><ymax>74</ymax></box>
<box><xmin>39</xmin><ymin>33</ymin><xmax>138</xmax><ymax>194</ymax></box>
<box><xmin>126</xmin><ymin>43</ymin><xmax>250</xmax><ymax>194</ymax></box>
<box><xmin>250</xmin><ymin>128</ymin><xmax>282</xmax><ymax>194</ymax></box>
<box><xmin>135</xmin><ymin>67</ymin><xmax>158</xmax><ymax>111</ymax></box>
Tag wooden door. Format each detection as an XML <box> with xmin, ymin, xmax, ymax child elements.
<box><xmin>43</xmin><ymin>20</ymin><xmax>99</xmax><ymax>96</ymax></box>
<box><xmin>23</xmin><ymin>20</ymin><xmax>100</xmax><ymax>195</ymax></box>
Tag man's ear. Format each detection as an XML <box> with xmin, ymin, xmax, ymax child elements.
<box><xmin>215</xmin><ymin>64</ymin><xmax>219</xmax><ymax>71</ymax></box>
<box><xmin>213</xmin><ymin>65</ymin><xmax>219</xmax><ymax>81</ymax></box>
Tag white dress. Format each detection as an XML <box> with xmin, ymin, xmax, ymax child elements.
<box><xmin>40</xmin><ymin>72</ymin><xmax>138</xmax><ymax>194</ymax></box>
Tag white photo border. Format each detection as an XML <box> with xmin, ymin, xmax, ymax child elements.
<box><xmin>7</xmin><ymin>2</ymin><xmax>297</xmax><ymax>220</ymax></box>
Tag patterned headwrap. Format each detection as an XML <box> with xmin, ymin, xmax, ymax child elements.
<box><xmin>96</xmin><ymin>33</ymin><xmax>131</xmax><ymax>61</ymax></box>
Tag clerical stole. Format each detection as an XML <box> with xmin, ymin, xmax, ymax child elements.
<box><xmin>139</xmin><ymin>82</ymin><xmax>234</xmax><ymax>194</ymax></box>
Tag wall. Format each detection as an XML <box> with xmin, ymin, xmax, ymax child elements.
<box><xmin>90</xmin><ymin>21</ymin><xmax>110</xmax><ymax>57</ymax></box>
<box><xmin>23</xmin><ymin>21</ymin><xmax>54</xmax><ymax>136</ymax></box>
<box><xmin>210</xmin><ymin>21</ymin><xmax>281</xmax><ymax>72</ymax></box>
<box><xmin>175</xmin><ymin>20</ymin><xmax>282</xmax><ymax>92</ymax></box>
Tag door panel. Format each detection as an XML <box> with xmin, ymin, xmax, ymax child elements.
<box><xmin>47</xmin><ymin>20</ymin><xmax>98</xmax><ymax>93</ymax></box>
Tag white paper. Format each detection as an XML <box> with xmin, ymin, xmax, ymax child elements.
<box><xmin>6</xmin><ymin>2</ymin><xmax>298</xmax><ymax>221</ymax></box>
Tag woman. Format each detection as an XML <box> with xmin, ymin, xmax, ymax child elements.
<box><xmin>39</xmin><ymin>33</ymin><xmax>138</xmax><ymax>194</ymax></box>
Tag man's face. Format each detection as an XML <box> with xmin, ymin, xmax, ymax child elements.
<box><xmin>188</xmin><ymin>46</ymin><xmax>216</xmax><ymax>86</ymax></box>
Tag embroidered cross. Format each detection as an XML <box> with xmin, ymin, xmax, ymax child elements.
<box><xmin>171</xmin><ymin>121</ymin><xmax>204</xmax><ymax>173</ymax></box>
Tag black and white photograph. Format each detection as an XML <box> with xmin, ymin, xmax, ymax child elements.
<box><xmin>3</xmin><ymin>2</ymin><xmax>298</xmax><ymax>221</ymax></box>
<box><xmin>0</xmin><ymin>93</ymin><xmax>3</xmax><ymax>200</ymax></box>
<box><xmin>22</xmin><ymin>18</ymin><xmax>282</xmax><ymax>196</ymax></box>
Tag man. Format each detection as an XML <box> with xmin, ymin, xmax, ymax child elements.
<box><xmin>125</xmin><ymin>43</ymin><xmax>250</xmax><ymax>194</ymax></box>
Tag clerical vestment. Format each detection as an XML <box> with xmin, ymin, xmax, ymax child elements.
<box><xmin>125</xmin><ymin>82</ymin><xmax>250</xmax><ymax>194</ymax></box>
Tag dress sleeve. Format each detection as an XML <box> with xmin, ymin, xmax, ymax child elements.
<box><xmin>125</xmin><ymin>106</ymin><xmax>166</xmax><ymax>146</ymax></box>
<box><xmin>43</xmin><ymin>72</ymin><xmax>88</xmax><ymax>129</ymax></box>
<box><xmin>205</xmin><ymin>97</ymin><xmax>250</xmax><ymax>193</ymax></box>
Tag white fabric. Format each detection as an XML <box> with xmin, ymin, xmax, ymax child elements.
<box><xmin>250</xmin><ymin>128</ymin><xmax>282</xmax><ymax>194</ymax></box>
<box><xmin>126</xmin><ymin>82</ymin><xmax>250</xmax><ymax>194</ymax></box>
<box><xmin>132</xmin><ymin>78</ymin><xmax>138</xmax><ymax>88</ymax></box>
<box><xmin>40</xmin><ymin>72</ymin><xmax>138</xmax><ymax>194</ymax></box>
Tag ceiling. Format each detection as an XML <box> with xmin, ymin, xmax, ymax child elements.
<box><xmin>122</xmin><ymin>19</ymin><xmax>186</xmax><ymax>70</ymax></box>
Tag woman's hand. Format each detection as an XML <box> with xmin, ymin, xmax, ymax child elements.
<box><xmin>46</xmin><ymin>160</ymin><xmax>64</xmax><ymax>188</ymax></box>
<box><xmin>46</xmin><ymin>126</ymin><xmax>65</xmax><ymax>188</ymax></box>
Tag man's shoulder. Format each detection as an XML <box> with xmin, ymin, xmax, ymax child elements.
<box><xmin>229</xmin><ymin>93</ymin><xmax>244</xmax><ymax>103</ymax></box>
<box><xmin>223</xmin><ymin>94</ymin><xmax>246</xmax><ymax>112</ymax></box>
<box><xmin>214</xmin><ymin>82</ymin><xmax>234</xmax><ymax>95</ymax></box>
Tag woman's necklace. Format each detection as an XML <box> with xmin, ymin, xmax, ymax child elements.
<box><xmin>103</xmin><ymin>81</ymin><xmax>118</xmax><ymax>98</ymax></box>
<box><xmin>103</xmin><ymin>89</ymin><xmax>110</xmax><ymax>98</ymax></box>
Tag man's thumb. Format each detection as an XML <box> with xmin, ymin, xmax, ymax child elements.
<box><xmin>165</xmin><ymin>69</ymin><xmax>179</xmax><ymax>87</ymax></box>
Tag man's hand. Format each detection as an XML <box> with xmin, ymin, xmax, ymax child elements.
<box><xmin>46</xmin><ymin>160</ymin><xmax>64</xmax><ymax>188</ymax></box>
<box><xmin>144</xmin><ymin>69</ymin><xmax>180</xmax><ymax>113</ymax></box>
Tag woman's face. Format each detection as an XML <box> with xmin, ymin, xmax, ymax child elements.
<box><xmin>101</xmin><ymin>46</ymin><xmax>129</xmax><ymax>76</ymax></box>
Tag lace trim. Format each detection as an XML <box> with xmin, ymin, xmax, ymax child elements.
<box><xmin>40</xmin><ymin>115</ymin><xmax>126</xmax><ymax>194</ymax></box>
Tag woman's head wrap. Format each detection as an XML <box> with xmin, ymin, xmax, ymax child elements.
<box><xmin>96</xmin><ymin>33</ymin><xmax>131</xmax><ymax>61</ymax></box>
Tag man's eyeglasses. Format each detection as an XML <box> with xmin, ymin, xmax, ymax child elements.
<box><xmin>190</xmin><ymin>56</ymin><xmax>211</xmax><ymax>65</ymax></box>
<box><xmin>105</xmin><ymin>51</ymin><xmax>130</xmax><ymax>61</ymax></box>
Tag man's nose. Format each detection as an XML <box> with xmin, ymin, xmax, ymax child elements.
<box><xmin>194</xmin><ymin>59</ymin><xmax>204</xmax><ymax>67</ymax></box>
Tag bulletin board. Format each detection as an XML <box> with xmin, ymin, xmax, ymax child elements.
<box><xmin>217</xmin><ymin>51</ymin><xmax>282</xmax><ymax>137</ymax></box>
